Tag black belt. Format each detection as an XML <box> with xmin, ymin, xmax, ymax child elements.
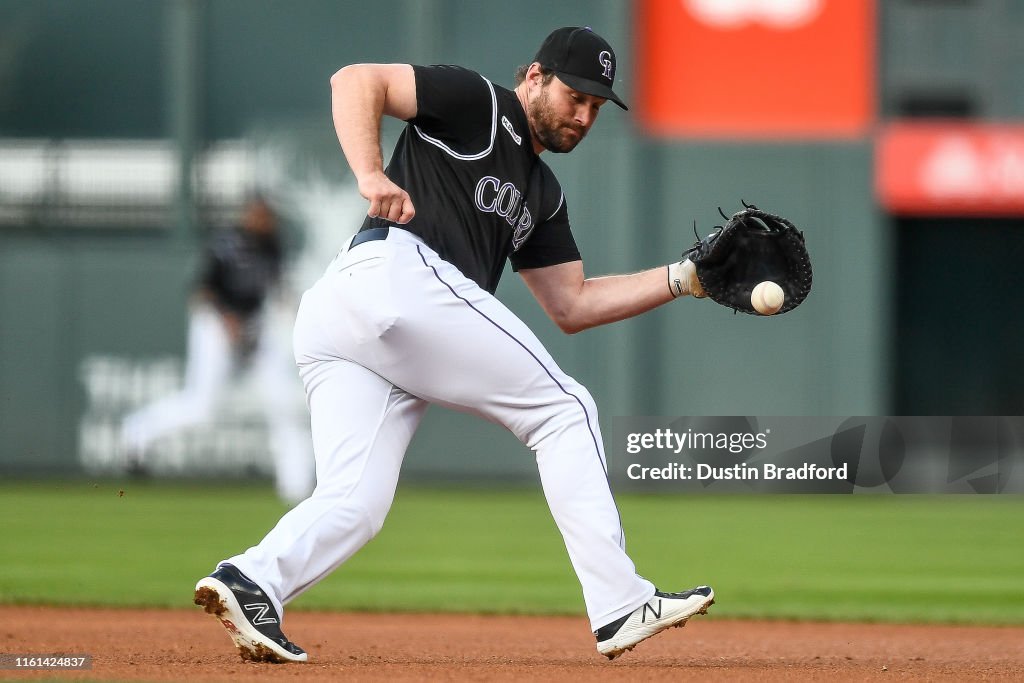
<box><xmin>350</xmin><ymin>226</ymin><xmax>390</xmax><ymax>249</ymax></box>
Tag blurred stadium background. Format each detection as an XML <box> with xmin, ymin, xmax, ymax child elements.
<box><xmin>0</xmin><ymin>0</ymin><xmax>1022</xmax><ymax>486</ymax></box>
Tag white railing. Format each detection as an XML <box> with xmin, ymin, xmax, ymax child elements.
<box><xmin>0</xmin><ymin>138</ymin><xmax>258</xmax><ymax>228</ymax></box>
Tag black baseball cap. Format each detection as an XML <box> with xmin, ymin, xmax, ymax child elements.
<box><xmin>534</xmin><ymin>26</ymin><xmax>628</xmax><ymax>110</ymax></box>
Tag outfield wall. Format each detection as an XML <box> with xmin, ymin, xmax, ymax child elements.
<box><xmin>2</xmin><ymin>0</ymin><xmax>1020</xmax><ymax>480</ymax></box>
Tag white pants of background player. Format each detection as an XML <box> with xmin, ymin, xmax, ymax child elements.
<box><xmin>120</xmin><ymin>302</ymin><xmax>315</xmax><ymax>505</ymax></box>
<box><xmin>224</xmin><ymin>228</ymin><xmax>656</xmax><ymax>630</ymax></box>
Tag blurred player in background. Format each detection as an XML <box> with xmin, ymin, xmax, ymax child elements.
<box><xmin>120</xmin><ymin>195</ymin><xmax>315</xmax><ymax>505</ymax></box>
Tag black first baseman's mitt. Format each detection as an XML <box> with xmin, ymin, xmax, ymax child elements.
<box><xmin>683</xmin><ymin>202</ymin><xmax>812</xmax><ymax>315</ymax></box>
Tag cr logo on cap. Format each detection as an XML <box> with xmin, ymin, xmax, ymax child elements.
<box><xmin>598</xmin><ymin>50</ymin><xmax>613</xmax><ymax>80</ymax></box>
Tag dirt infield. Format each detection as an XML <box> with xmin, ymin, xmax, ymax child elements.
<box><xmin>2</xmin><ymin>606</ymin><xmax>1023</xmax><ymax>681</ymax></box>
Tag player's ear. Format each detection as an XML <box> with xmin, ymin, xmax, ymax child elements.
<box><xmin>526</xmin><ymin>63</ymin><xmax>546</xmax><ymax>87</ymax></box>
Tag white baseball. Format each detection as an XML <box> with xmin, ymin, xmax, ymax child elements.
<box><xmin>751</xmin><ymin>281</ymin><xmax>785</xmax><ymax>315</ymax></box>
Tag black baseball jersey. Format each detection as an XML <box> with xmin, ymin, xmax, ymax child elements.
<box><xmin>360</xmin><ymin>64</ymin><xmax>581</xmax><ymax>293</ymax></box>
<box><xmin>199</xmin><ymin>227</ymin><xmax>282</xmax><ymax>319</ymax></box>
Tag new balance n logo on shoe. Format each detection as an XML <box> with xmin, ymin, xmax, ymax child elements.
<box><xmin>194</xmin><ymin>564</ymin><xmax>307</xmax><ymax>663</ymax></box>
<box><xmin>243</xmin><ymin>602</ymin><xmax>278</xmax><ymax>626</ymax></box>
<box><xmin>595</xmin><ymin>585</ymin><xmax>715</xmax><ymax>660</ymax></box>
<box><xmin>641</xmin><ymin>599</ymin><xmax>662</xmax><ymax>623</ymax></box>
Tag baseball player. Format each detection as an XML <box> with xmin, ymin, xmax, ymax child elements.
<box><xmin>194</xmin><ymin>27</ymin><xmax>714</xmax><ymax>662</ymax></box>
<box><xmin>120</xmin><ymin>196</ymin><xmax>315</xmax><ymax>505</ymax></box>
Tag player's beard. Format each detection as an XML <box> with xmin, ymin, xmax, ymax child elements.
<box><xmin>528</xmin><ymin>86</ymin><xmax>586</xmax><ymax>154</ymax></box>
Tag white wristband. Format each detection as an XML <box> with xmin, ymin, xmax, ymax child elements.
<box><xmin>667</xmin><ymin>261</ymin><xmax>685</xmax><ymax>298</ymax></box>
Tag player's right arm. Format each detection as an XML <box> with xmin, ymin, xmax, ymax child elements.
<box><xmin>330</xmin><ymin>63</ymin><xmax>417</xmax><ymax>224</ymax></box>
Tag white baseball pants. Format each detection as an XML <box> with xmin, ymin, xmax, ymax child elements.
<box><xmin>226</xmin><ymin>227</ymin><xmax>655</xmax><ymax>629</ymax></box>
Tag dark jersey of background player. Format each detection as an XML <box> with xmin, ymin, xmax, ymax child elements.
<box><xmin>199</xmin><ymin>198</ymin><xmax>283</xmax><ymax>322</ymax></box>
<box><xmin>359</xmin><ymin>65</ymin><xmax>581</xmax><ymax>294</ymax></box>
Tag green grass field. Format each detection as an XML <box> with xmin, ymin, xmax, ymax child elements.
<box><xmin>1</xmin><ymin>480</ymin><xmax>1022</xmax><ymax>625</ymax></box>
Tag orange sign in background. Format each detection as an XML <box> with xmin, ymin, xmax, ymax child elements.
<box><xmin>877</xmin><ymin>122</ymin><xmax>1024</xmax><ymax>216</ymax></box>
<box><xmin>635</xmin><ymin>0</ymin><xmax>874</xmax><ymax>138</ymax></box>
